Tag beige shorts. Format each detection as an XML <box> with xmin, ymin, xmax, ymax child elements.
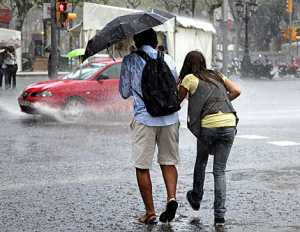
<box><xmin>130</xmin><ymin>119</ymin><xmax>180</xmax><ymax>169</ymax></box>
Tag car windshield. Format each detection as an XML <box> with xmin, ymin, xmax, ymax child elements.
<box><xmin>62</xmin><ymin>64</ymin><xmax>105</xmax><ymax>80</ymax></box>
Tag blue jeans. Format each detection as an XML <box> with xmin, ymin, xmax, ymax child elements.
<box><xmin>192</xmin><ymin>127</ymin><xmax>236</xmax><ymax>219</ymax></box>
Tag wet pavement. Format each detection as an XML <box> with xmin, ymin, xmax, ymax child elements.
<box><xmin>0</xmin><ymin>77</ymin><xmax>300</xmax><ymax>231</ymax></box>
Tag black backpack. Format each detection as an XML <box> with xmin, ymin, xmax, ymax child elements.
<box><xmin>134</xmin><ymin>50</ymin><xmax>181</xmax><ymax>117</ymax></box>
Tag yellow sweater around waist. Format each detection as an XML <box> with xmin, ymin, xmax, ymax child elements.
<box><xmin>201</xmin><ymin>111</ymin><xmax>236</xmax><ymax>128</ymax></box>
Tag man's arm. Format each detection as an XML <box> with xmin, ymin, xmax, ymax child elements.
<box><xmin>164</xmin><ymin>54</ymin><xmax>178</xmax><ymax>82</ymax></box>
<box><xmin>119</xmin><ymin>56</ymin><xmax>132</xmax><ymax>99</ymax></box>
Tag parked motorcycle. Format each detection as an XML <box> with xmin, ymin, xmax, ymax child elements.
<box><xmin>277</xmin><ymin>62</ymin><xmax>300</xmax><ymax>78</ymax></box>
<box><xmin>244</xmin><ymin>62</ymin><xmax>274</xmax><ymax>79</ymax></box>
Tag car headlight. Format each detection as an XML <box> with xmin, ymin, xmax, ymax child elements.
<box><xmin>21</xmin><ymin>91</ymin><xmax>29</xmax><ymax>97</ymax></box>
<box><xmin>36</xmin><ymin>90</ymin><xmax>53</xmax><ymax>97</ymax></box>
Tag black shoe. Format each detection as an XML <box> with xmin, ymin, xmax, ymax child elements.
<box><xmin>159</xmin><ymin>199</ymin><xmax>178</xmax><ymax>223</ymax></box>
<box><xmin>214</xmin><ymin>217</ymin><xmax>225</xmax><ymax>227</ymax></box>
<box><xmin>186</xmin><ymin>190</ymin><xmax>200</xmax><ymax>211</ymax></box>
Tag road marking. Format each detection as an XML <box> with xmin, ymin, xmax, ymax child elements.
<box><xmin>268</xmin><ymin>141</ymin><xmax>300</xmax><ymax>146</ymax></box>
<box><xmin>244</xmin><ymin>109</ymin><xmax>300</xmax><ymax>115</ymax></box>
<box><xmin>236</xmin><ymin>135</ymin><xmax>269</xmax><ymax>140</ymax></box>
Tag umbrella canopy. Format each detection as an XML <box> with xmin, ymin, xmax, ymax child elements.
<box><xmin>67</xmin><ymin>48</ymin><xmax>85</xmax><ymax>59</ymax></box>
<box><xmin>83</xmin><ymin>12</ymin><xmax>170</xmax><ymax>61</ymax></box>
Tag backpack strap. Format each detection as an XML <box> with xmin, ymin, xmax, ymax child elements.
<box><xmin>134</xmin><ymin>50</ymin><xmax>152</xmax><ymax>63</ymax></box>
<box><xmin>157</xmin><ymin>51</ymin><xmax>164</xmax><ymax>62</ymax></box>
<box><xmin>131</xmin><ymin>87</ymin><xmax>144</xmax><ymax>101</ymax></box>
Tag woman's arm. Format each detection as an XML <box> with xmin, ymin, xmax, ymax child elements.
<box><xmin>178</xmin><ymin>86</ymin><xmax>188</xmax><ymax>103</ymax></box>
<box><xmin>223</xmin><ymin>78</ymin><xmax>241</xmax><ymax>101</ymax></box>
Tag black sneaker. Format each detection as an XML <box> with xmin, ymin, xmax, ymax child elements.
<box><xmin>159</xmin><ymin>199</ymin><xmax>178</xmax><ymax>223</ymax></box>
<box><xmin>186</xmin><ymin>190</ymin><xmax>200</xmax><ymax>211</ymax></box>
<box><xmin>214</xmin><ymin>217</ymin><xmax>225</xmax><ymax>226</ymax></box>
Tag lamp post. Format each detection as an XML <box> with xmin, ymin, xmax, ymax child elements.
<box><xmin>235</xmin><ymin>0</ymin><xmax>258</xmax><ymax>75</ymax></box>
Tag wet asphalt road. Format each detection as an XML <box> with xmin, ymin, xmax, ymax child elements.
<box><xmin>0</xmin><ymin>76</ymin><xmax>300</xmax><ymax>232</ymax></box>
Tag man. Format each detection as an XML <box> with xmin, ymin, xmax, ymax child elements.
<box><xmin>0</xmin><ymin>48</ymin><xmax>5</xmax><ymax>89</ymax></box>
<box><xmin>119</xmin><ymin>29</ymin><xmax>180</xmax><ymax>224</ymax></box>
<box><xmin>4</xmin><ymin>47</ymin><xmax>17</xmax><ymax>89</ymax></box>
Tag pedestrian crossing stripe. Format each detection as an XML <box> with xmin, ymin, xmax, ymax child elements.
<box><xmin>236</xmin><ymin>135</ymin><xmax>269</xmax><ymax>140</ymax></box>
<box><xmin>268</xmin><ymin>141</ymin><xmax>300</xmax><ymax>146</ymax></box>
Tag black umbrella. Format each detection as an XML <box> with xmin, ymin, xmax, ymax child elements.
<box><xmin>82</xmin><ymin>12</ymin><xmax>171</xmax><ymax>61</ymax></box>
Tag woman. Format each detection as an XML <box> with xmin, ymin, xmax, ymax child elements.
<box><xmin>178</xmin><ymin>51</ymin><xmax>241</xmax><ymax>226</ymax></box>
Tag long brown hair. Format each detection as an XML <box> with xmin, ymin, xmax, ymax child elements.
<box><xmin>179</xmin><ymin>50</ymin><xmax>224</xmax><ymax>86</ymax></box>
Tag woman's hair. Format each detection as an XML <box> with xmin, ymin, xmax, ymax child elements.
<box><xmin>179</xmin><ymin>50</ymin><xmax>224</xmax><ymax>85</ymax></box>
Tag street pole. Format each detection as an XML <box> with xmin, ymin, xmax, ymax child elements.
<box><xmin>289</xmin><ymin>12</ymin><xmax>292</xmax><ymax>60</ymax></box>
<box><xmin>50</xmin><ymin>0</ymin><xmax>58</xmax><ymax>79</ymax></box>
<box><xmin>222</xmin><ymin>0</ymin><xmax>229</xmax><ymax>75</ymax></box>
<box><xmin>241</xmin><ymin>3</ymin><xmax>251</xmax><ymax>73</ymax></box>
<box><xmin>244</xmin><ymin>4</ymin><xmax>249</xmax><ymax>59</ymax></box>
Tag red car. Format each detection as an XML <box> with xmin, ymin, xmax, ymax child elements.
<box><xmin>18</xmin><ymin>58</ymin><xmax>130</xmax><ymax>120</ymax></box>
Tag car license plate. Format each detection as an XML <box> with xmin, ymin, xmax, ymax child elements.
<box><xmin>19</xmin><ymin>99</ymin><xmax>31</xmax><ymax>106</ymax></box>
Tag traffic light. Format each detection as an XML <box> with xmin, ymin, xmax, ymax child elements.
<box><xmin>282</xmin><ymin>27</ymin><xmax>299</xmax><ymax>42</ymax></box>
<box><xmin>56</xmin><ymin>0</ymin><xmax>77</xmax><ymax>28</ymax></box>
<box><xmin>287</xmin><ymin>0</ymin><xmax>293</xmax><ymax>13</ymax></box>
<box><xmin>290</xmin><ymin>27</ymin><xmax>297</xmax><ymax>41</ymax></box>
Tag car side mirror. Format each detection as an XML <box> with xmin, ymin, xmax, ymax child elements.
<box><xmin>97</xmin><ymin>74</ymin><xmax>109</xmax><ymax>81</ymax></box>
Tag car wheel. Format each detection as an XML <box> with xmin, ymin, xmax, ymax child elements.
<box><xmin>61</xmin><ymin>97</ymin><xmax>86</xmax><ymax>122</ymax></box>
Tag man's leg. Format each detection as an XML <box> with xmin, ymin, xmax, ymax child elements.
<box><xmin>157</xmin><ymin>123</ymin><xmax>179</xmax><ymax>222</ymax></box>
<box><xmin>136</xmin><ymin>168</ymin><xmax>155</xmax><ymax>216</ymax></box>
<box><xmin>0</xmin><ymin>69</ymin><xmax>3</xmax><ymax>88</ymax></box>
<box><xmin>157</xmin><ymin>123</ymin><xmax>179</xmax><ymax>201</ymax></box>
<box><xmin>12</xmin><ymin>65</ymin><xmax>17</xmax><ymax>89</ymax></box>
<box><xmin>5</xmin><ymin>68</ymin><xmax>10</xmax><ymax>90</ymax></box>
<box><xmin>159</xmin><ymin>165</ymin><xmax>178</xmax><ymax>222</ymax></box>
<box><xmin>160</xmin><ymin>165</ymin><xmax>177</xmax><ymax>201</ymax></box>
<box><xmin>131</xmin><ymin>120</ymin><xmax>157</xmax><ymax>222</ymax></box>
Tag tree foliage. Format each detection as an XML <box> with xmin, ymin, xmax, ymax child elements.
<box><xmin>229</xmin><ymin>0</ymin><xmax>287</xmax><ymax>52</ymax></box>
<box><xmin>0</xmin><ymin>0</ymin><xmax>224</xmax><ymax>32</ymax></box>
<box><xmin>155</xmin><ymin>0</ymin><xmax>222</xmax><ymax>17</ymax></box>
<box><xmin>126</xmin><ymin>0</ymin><xmax>142</xmax><ymax>9</ymax></box>
<box><xmin>250</xmin><ymin>0</ymin><xmax>286</xmax><ymax>51</ymax></box>
<box><xmin>0</xmin><ymin>0</ymin><xmax>43</xmax><ymax>31</ymax></box>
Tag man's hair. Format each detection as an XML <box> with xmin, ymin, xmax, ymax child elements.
<box><xmin>133</xmin><ymin>29</ymin><xmax>158</xmax><ymax>49</ymax></box>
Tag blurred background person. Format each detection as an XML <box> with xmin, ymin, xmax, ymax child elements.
<box><xmin>0</xmin><ymin>48</ymin><xmax>6</xmax><ymax>90</ymax></box>
<box><xmin>4</xmin><ymin>47</ymin><xmax>17</xmax><ymax>89</ymax></box>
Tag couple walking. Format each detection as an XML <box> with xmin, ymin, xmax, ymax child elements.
<box><xmin>0</xmin><ymin>47</ymin><xmax>18</xmax><ymax>90</ymax></box>
<box><xmin>119</xmin><ymin>29</ymin><xmax>241</xmax><ymax>226</ymax></box>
